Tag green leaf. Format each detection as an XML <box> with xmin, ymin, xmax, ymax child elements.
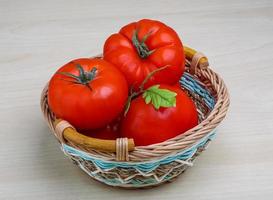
<box><xmin>144</xmin><ymin>94</ymin><xmax>152</xmax><ymax>104</ymax></box>
<box><xmin>142</xmin><ymin>85</ymin><xmax>177</xmax><ymax>110</ymax></box>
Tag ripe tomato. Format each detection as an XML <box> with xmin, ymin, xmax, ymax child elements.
<box><xmin>48</xmin><ymin>58</ymin><xmax>128</xmax><ymax>131</ymax></box>
<box><xmin>103</xmin><ymin>19</ymin><xmax>185</xmax><ymax>90</ymax></box>
<box><xmin>120</xmin><ymin>85</ymin><xmax>198</xmax><ymax>146</ymax></box>
<box><xmin>82</xmin><ymin>117</ymin><xmax>121</xmax><ymax>140</ymax></box>
<box><xmin>89</xmin><ymin>128</ymin><xmax>119</xmax><ymax>140</ymax></box>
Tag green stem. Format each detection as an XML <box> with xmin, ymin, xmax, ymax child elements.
<box><xmin>58</xmin><ymin>64</ymin><xmax>97</xmax><ymax>90</ymax></box>
<box><xmin>138</xmin><ymin>65</ymin><xmax>169</xmax><ymax>91</ymax></box>
<box><xmin>132</xmin><ymin>29</ymin><xmax>154</xmax><ymax>59</ymax></box>
<box><xmin>123</xmin><ymin>65</ymin><xmax>169</xmax><ymax>115</ymax></box>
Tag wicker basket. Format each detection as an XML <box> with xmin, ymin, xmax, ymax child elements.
<box><xmin>41</xmin><ymin>46</ymin><xmax>230</xmax><ymax>188</ymax></box>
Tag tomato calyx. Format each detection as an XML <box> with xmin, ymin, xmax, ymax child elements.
<box><xmin>124</xmin><ymin>65</ymin><xmax>177</xmax><ymax>115</ymax></box>
<box><xmin>132</xmin><ymin>29</ymin><xmax>155</xmax><ymax>59</ymax></box>
<box><xmin>58</xmin><ymin>64</ymin><xmax>97</xmax><ymax>90</ymax></box>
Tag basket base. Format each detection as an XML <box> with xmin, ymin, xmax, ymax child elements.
<box><xmin>86</xmin><ymin>165</ymin><xmax>189</xmax><ymax>190</ymax></box>
<box><xmin>62</xmin><ymin>132</ymin><xmax>214</xmax><ymax>189</ymax></box>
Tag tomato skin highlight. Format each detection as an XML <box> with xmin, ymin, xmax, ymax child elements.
<box><xmin>120</xmin><ymin>85</ymin><xmax>198</xmax><ymax>146</ymax></box>
<box><xmin>103</xmin><ymin>19</ymin><xmax>185</xmax><ymax>91</ymax></box>
<box><xmin>48</xmin><ymin>58</ymin><xmax>128</xmax><ymax>131</ymax></box>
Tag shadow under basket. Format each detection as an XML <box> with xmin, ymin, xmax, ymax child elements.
<box><xmin>41</xmin><ymin>46</ymin><xmax>230</xmax><ymax>189</ymax></box>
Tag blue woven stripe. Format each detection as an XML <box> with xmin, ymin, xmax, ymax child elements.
<box><xmin>180</xmin><ymin>73</ymin><xmax>215</xmax><ymax>109</ymax></box>
<box><xmin>62</xmin><ymin>130</ymin><xmax>216</xmax><ymax>172</ymax></box>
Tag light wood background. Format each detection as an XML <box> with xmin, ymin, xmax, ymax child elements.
<box><xmin>1</xmin><ymin>0</ymin><xmax>273</xmax><ymax>199</ymax></box>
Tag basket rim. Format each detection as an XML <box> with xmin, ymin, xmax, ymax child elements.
<box><xmin>41</xmin><ymin>47</ymin><xmax>230</xmax><ymax>162</ymax></box>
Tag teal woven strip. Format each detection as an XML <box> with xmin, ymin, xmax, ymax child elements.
<box><xmin>62</xmin><ymin>130</ymin><xmax>216</xmax><ymax>172</ymax></box>
<box><xmin>180</xmin><ymin>73</ymin><xmax>215</xmax><ymax>109</ymax></box>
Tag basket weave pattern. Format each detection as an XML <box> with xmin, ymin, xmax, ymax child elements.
<box><xmin>41</xmin><ymin>50</ymin><xmax>230</xmax><ymax>188</ymax></box>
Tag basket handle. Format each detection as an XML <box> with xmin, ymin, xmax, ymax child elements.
<box><xmin>54</xmin><ymin>119</ymin><xmax>135</xmax><ymax>161</ymax></box>
<box><xmin>184</xmin><ymin>46</ymin><xmax>209</xmax><ymax>74</ymax></box>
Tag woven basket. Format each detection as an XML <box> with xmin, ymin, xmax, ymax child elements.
<box><xmin>41</xmin><ymin>46</ymin><xmax>230</xmax><ymax>188</ymax></box>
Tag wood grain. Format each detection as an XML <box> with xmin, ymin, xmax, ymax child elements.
<box><xmin>1</xmin><ymin>0</ymin><xmax>273</xmax><ymax>199</ymax></box>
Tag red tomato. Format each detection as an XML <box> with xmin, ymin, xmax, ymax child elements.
<box><xmin>120</xmin><ymin>85</ymin><xmax>198</xmax><ymax>146</ymax></box>
<box><xmin>103</xmin><ymin>19</ymin><xmax>185</xmax><ymax>90</ymax></box>
<box><xmin>48</xmin><ymin>58</ymin><xmax>128</xmax><ymax>131</ymax></box>
<box><xmin>82</xmin><ymin>117</ymin><xmax>121</xmax><ymax>140</ymax></box>
<box><xmin>90</xmin><ymin>128</ymin><xmax>119</xmax><ymax>140</ymax></box>
<box><xmin>82</xmin><ymin>126</ymin><xmax>119</xmax><ymax>140</ymax></box>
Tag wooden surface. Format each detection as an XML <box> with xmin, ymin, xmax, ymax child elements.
<box><xmin>1</xmin><ymin>0</ymin><xmax>273</xmax><ymax>199</ymax></box>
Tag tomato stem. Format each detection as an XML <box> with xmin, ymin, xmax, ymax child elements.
<box><xmin>138</xmin><ymin>65</ymin><xmax>169</xmax><ymax>91</ymax></box>
<box><xmin>132</xmin><ymin>29</ymin><xmax>154</xmax><ymax>59</ymax></box>
<box><xmin>58</xmin><ymin>64</ymin><xmax>97</xmax><ymax>90</ymax></box>
<box><xmin>124</xmin><ymin>65</ymin><xmax>169</xmax><ymax>115</ymax></box>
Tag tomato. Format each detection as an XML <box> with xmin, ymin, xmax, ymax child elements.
<box><xmin>103</xmin><ymin>19</ymin><xmax>185</xmax><ymax>91</ymax></box>
<box><xmin>90</xmin><ymin>128</ymin><xmax>119</xmax><ymax>140</ymax></box>
<box><xmin>82</xmin><ymin>127</ymin><xmax>119</xmax><ymax>140</ymax></box>
<box><xmin>48</xmin><ymin>58</ymin><xmax>128</xmax><ymax>131</ymax></box>
<box><xmin>82</xmin><ymin>116</ymin><xmax>121</xmax><ymax>140</ymax></box>
<box><xmin>120</xmin><ymin>85</ymin><xmax>198</xmax><ymax>146</ymax></box>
